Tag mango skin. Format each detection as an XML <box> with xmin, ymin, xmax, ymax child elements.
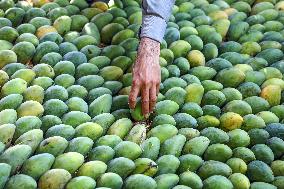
<box><xmin>0</xmin><ymin>163</ymin><xmax>11</xmax><ymax>189</ymax></box>
<box><xmin>125</xmin><ymin>124</ymin><xmax>147</xmax><ymax>145</ymax></box>
<box><xmin>36</xmin><ymin>136</ymin><xmax>68</xmax><ymax>157</ymax></box>
<box><xmin>140</xmin><ymin>137</ymin><xmax>161</xmax><ymax>161</ymax></box>
<box><xmin>21</xmin><ymin>153</ymin><xmax>55</xmax><ymax>180</ymax></box>
<box><xmin>38</xmin><ymin>169</ymin><xmax>72</xmax><ymax>189</ymax></box>
<box><xmin>147</xmin><ymin>124</ymin><xmax>178</xmax><ymax>143</ymax></box>
<box><xmin>88</xmin><ymin>145</ymin><xmax>115</xmax><ymax>163</ymax></box>
<box><xmin>65</xmin><ymin>176</ymin><xmax>96</xmax><ymax>189</ymax></box>
<box><xmin>156</xmin><ymin>155</ymin><xmax>180</xmax><ymax>176</ymax></box>
<box><xmin>0</xmin><ymin>123</ymin><xmax>16</xmax><ymax>148</ymax></box>
<box><xmin>107</xmin><ymin>118</ymin><xmax>133</xmax><ymax>139</ymax></box>
<box><xmin>132</xmin><ymin>158</ymin><xmax>158</xmax><ymax>177</ymax></box>
<box><xmin>124</xmin><ymin>174</ymin><xmax>157</xmax><ymax>189</ymax></box>
<box><xmin>5</xmin><ymin>174</ymin><xmax>37</xmax><ymax>189</ymax></box>
<box><xmin>155</xmin><ymin>173</ymin><xmax>180</xmax><ymax>189</ymax></box>
<box><xmin>77</xmin><ymin>161</ymin><xmax>107</xmax><ymax>180</ymax></box>
<box><xmin>114</xmin><ymin>141</ymin><xmax>142</xmax><ymax>160</ymax></box>
<box><xmin>14</xmin><ymin>129</ymin><xmax>43</xmax><ymax>153</ymax></box>
<box><xmin>0</xmin><ymin>144</ymin><xmax>32</xmax><ymax>174</ymax></box>
<box><xmin>160</xmin><ymin>134</ymin><xmax>186</xmax><ymax>157</ymax></box>
<box><xmin>97</xmin><ymin>172</ymin><xmax>123</xmax><ymax>189</ymax></box>
<box><xmin>65</xmin><ymin>137</ymin><xmax>94</xmax><ymax>156</ymax></box>
<box><xmin>107</xmin><ymin>157</ymin><xmax>135</xmax><ymax>179</ymax></box>
<box><xmin>52</xmin><ymin>152</ymin><xmax>84</xmax><ymax>174</ymax></box>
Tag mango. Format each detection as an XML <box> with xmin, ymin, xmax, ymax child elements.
<box><xmin>17</xmin><ymin>100</ymin><xmax>44</xmax><ymax>117</ymax></box>
<box><xmin>155</xmin><ymin>100</ymin><xmax>180</xmax><ymax>116</ymax></box>
<box><xmin>65</xmin><ymin>137</ymin><xmax>94</xmax><ymax>156</ymax></box>
<box><xmin>182</xmin><ymin>136</ymin><xmax>210</xmax><ymax>156</ymax></box>
<box><xmin>184</xmin><ymin>83</ymin><xmax>204</xmax><ymax>104</ymax></box>
<box><xmin>0</xmin><ymin>109</ymin><xmax>17</xmax><ymax>125</ymax></box>
<box><xmin>53</xmin><ymin>16</ymin><xmax>71</xmax><ymax>35</ymax></box>
<box><xmin>155</xmin><ymin>174</ymin><xmax>179</xmax><ymax>189</ymax></box>
<box><xmin>187</xmin><ymin>50</ymin><xmax>205</xmax><ymax>67</ymax></box>
<box><xmin>132</xmin><ymin>158</ymin><xmax>158</xmax><ymax>177</ymax></box>
<box><xmin>75</xmin><ymin>122</ymin><xmax>103</xmax><ymax>141</ymax></box>
<box><xmin>0</xmin><ymin>50</ymin><xmax>17</xmax><ymax>68</ymax></box>
<box><xmin>97</xmin><ymin>172</ymin><xmax>123</xmax><ymax>189</ymax></box>
<box><xmin>77</xmin><ymin>160</ymin><xmax>107</xmax><ymax>180</ymax></box>
<box><xmin>0</xmin><ymin>163</ymin><xmax>11</xmax><ymax>189</ymax></box>
<box><xmin>62</xmin><ymin>111</ymin><xmax>91</xmax><ymax>127</ymax></box>
<box><xmin>38</xmin><ymin>169</ymin><xmax>72</xmax><ymax>189</ymax></box>
<box><xmin>179</xmin><ymin>171</ymin><xmax>203</xmax><ymax>189</ymax></box>
<box><xmin>11</xmin><ymin>69</ymin><xmax>36</xmax><ymax>84</ymax></box>
<box><xmin>23</xmin><ymin>85</ymin><xmax>44</xmax><ymax>103</ymax></box>
<box><xmin>95</xmin><ymin>134</ymin><xmax>122</xmax><ymax>148</ymax></box>
<box><xmin>141</xmin><ymin>137</ymin><xmax>161</xmax><ymax>161</ymax></box>
<box><xmin>0</xmin><ymin>124</ymin><xmax>15</xmax><ymax>147</ymax></box>
<box><xmin>114</xmin><ymin>141</ymin><xmax>142</xmax><ymax>160</ymax></box>
<box><xmin>198</xmin><ymin>160</ymin><xmax>232</xmax><ymax>179</ymax></box>
<box><xmin>107</xmin><ymin>118</ymin><xmax>133</xmax><ymax>139</ymax></box>
<box><xmin>203</xmin><ymin>175</ymin><xmax>233</xmax><ymax>189</ymax></box>
<box><xmin>160</xmin><ymin>134</ymin><xmax>186</xmax><ymax>157</ymax></box>
<box><xmin>45</xmin><ymin>124</ymin><xmax>75</xmax><ymax>141</ymax></box>
<box><xmin>65</xmin><ymin>176</ymin><xmax>96</xmax><ymax>189</ymax></box>
<box><xmin>5</xmin><ymin>174</ymin><xmax>37</xmax><ymax>189</ymax></box>
<box><xmin>125</xmin><ymin>124</ymin><xmax>147</xmax><ymax>145</ymax></box>
<box><xmin>261</xmin><ymin>85</ymin><xmax>281</xmax><ymax>106</ymax></box>
<box><xmin>178</xmin><ymin>154</ymin><xmax>204</xmax><ymax>173</ymax></box>
<box><xmin>124</xmin><ymin>174</ymin><xmax>157</xmax><ymax>189</ymax></box>
<box><xmin>14</xmin><ymin>116</ymin><xmax>42</xmax><ymax>141</ymax></box>
<box><xmin>52</xmin><ymin>152</ymin><xmax>84</xmax><ymax>174</ymax></box>
<box><xmin>156</xmin><ymin>155</ymin><xmax>180</xmax><ymax>175</ymax></box>
<box><xmin>107</xmin><ymin>157</ymin><xmax>135</xmax><ymax>179</ymax></box>
<box><xmin>0</xmin><ymin>144</ymin><xmax>32</xmax><ymax>174</ymax></box>
<box><xmin>15</xmin><ymin>129</ymin><xmax>43</xmax><ymax>153</ymax></box>
<box><xmin>21</xmin><ymin>153</ymin><xmax>55</xmax><ymax>180</ymax></box>
<box><xmin>1</xmin><ymin>78</ymin><xmax>27</xmax><ymax>97</ymax></box>
<box><xmin>36</xmin><ymin>136</ymin><xmax>68</xmax><ymax>157</ymax></box>
<box><xmin>220</xmin><ymin>112</ymin><xmax>244</xmax><ymax>131</ymax></box>
<box><xmin>88</xmin><ymin>145</ymin><xmax>115</xmax><ymax>163</ymax></box>
<box><xmin>147</xmin><ymin>124</ymin><xmax>178</xmax><ymax>143</ymax></box>
<box><xmin>89</xmin><ymin>94</ymin><xmax>112</xmax><ymax>117</ymax></box>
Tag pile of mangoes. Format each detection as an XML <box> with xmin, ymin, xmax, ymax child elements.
<box><xmin>0</xmin><ymin>0</ymin><xmax>284</xmax><ymax>188</ymax></box>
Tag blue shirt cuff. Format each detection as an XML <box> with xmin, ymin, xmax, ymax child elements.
<box><xmin>140</xmin><ymin>14</ymin><xmax>167</xmax><ymax>43</ymax></box>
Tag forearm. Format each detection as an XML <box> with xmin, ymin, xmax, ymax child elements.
<box><xmin>140</xmin><ymin>0</ymin><xmax>175</xmax><ymax>43</ymax></box>
<box><xmin>137</xmin><ymin>37</ymin><xmax>160</xmax><ymax>64</ymax></box>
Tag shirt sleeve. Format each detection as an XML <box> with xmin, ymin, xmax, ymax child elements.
<box><xmin>140</xmin><ymin>0</ymin><xmax>175</xmax><ymax>43</ymax></box>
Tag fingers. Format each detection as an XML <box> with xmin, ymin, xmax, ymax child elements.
<box><xmin>156</xmin><ymin>83</ymin><xmax>160</xmax><ymax>96</ymax></box>
<box><xmin>149</xmin><ymin>86</ymin><xmax>157</xmax><ymax>113</ymax></box>
<box><xmin>129</xmin><ymin>81</ymin><xmax>140</xmax><ymax>109</ymax></box>
<box><xmin>141</xmin><ymin>85</ymin><xmax>150</xmax><ymax>117</ymax></box>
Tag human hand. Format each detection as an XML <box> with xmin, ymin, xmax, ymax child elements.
<box><xmin>129</xmin><ymin>37</ymin><xmax>161</xmax><ymax>117</ymax></box>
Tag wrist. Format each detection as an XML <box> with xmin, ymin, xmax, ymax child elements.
<box><xmin>139</xmin><ymin>37</ymin><xmax>160</xmax><ymax>54</ymax></box>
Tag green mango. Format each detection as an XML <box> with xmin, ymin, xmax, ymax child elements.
<box><xmin>36</xmin><ymin>136</ymin><xmax>68</xmax><ymax>157</ymax></box>
<box><xmin>0</xmin><ymin>144</ymin><xmax>32</xmax><ymax>174</ymax></box>
<box><xmin>124</xmin><ymin>124</ymin><xmax>147</xmax><ymax>145</ymax></box>
<box><xmin>14</xmin><ymin>129</ymin><xmax>43</xmax><ymax>153</ymax></box>
<box><xmin>5</xmin><ymin>174</ymin><xmax>37</xmax><ymax>189</ymax></box>
<box><xmin>77</xmin><ymin>160</ymin><xmax>107</xmax><ymax>180</ymax></box>
<box><xmin>0</xmin><ymin>163</ymin><xmax>11</xmax><ymax>189</ymax></box>
<box><xmin>52</xmin><ymin>152</ymin><xmax>84</xmax><ymax>174</ymax></box>
<box><xmin>21</xmin><ymin>153</ymin><xmax>55</xmax><ymax>180</ymax></box>
<box><xmin>132</xmin><ymin>158</ymin><xmax>158</xmax><ymax>177</ymax></box>
<box><xmin>38</xmin><ymin>169</ymin><xmax>71</xmax><ymax>189</ymax></box>
<box><xmin>97</xmin><ymin>172</ymin><xmax>123</xmax><ymax>189</ymax></box>
<box><xmin>65</xmin><ymin>176</ymin><xmax>96</xmax><ymax>189</ymax></box>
